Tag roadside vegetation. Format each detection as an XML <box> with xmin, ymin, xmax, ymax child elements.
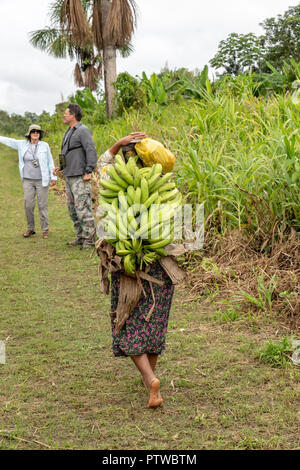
<box><xmin>0</xmin><ymin>147</ymin><xmax>299</xmax><ymax>450</ymax></box>
<box><xmin>0</xmin><ymin>1</ymin><xmax>299</xmax><ymax>450</ymax></box>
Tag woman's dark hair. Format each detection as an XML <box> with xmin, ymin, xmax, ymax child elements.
<box><xmin>67</xmin><ymin>103</ymin><xmax>83</xmax><ymax>121</ymax></box>
<box><xmin>26</xmin><ymin>131</ymin><xmax>43</xmax><ymax>141</ymax></box>
<box><xmin>121</xmin><ymin>142</ymin><xmax>137</xmax><ymax>160</ymax></box>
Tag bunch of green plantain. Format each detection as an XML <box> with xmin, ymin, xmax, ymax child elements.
<box><xmin>98</xmin><ymin>155</ymin><xmax>182</xmax><ymax>275</ymax></box>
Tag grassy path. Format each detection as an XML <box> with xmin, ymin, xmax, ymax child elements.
<box><xmin>0</xmin><ymin>146</ymin><xmax>299</xmax><ymax>450</ymax></box>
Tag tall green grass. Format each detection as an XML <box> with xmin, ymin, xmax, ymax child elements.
<box><xmin>42</xmin><ymin>81</ymin><xmax>300</xmax><ymax>246</ymax></box>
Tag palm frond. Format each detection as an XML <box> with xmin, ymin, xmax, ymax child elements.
<box><xmin>92</xmin><ymin>0</ymin><xmax>103</xmax><ymax>51</ymax></box>
<box><xmin>74</xmin><ymin>62</ymin><xmax>84</xmax><ymax>87</ymax></box>
<box><xmin>49</xmin><ymin>0</ymin><xmax>64</xmax><ymax>26</ymax></box>
<box><xmin>29</xmin><ymin>27</ymin><xmax>68</xmax><ymax>58</ymax></box>
<box><xmin>104</xmin><ymin>0</ymin><xmax>138</xmax><ymax>47</ymax></box>
<box><xmin>84</xmin><ymin>65</ymin><xmax>98</xmax><ymax>90</ymax></box>
<box><xmin>61</xmin><ymin>0</ymin><xmax>91</xmax><ymax>46</ymax></box>
<box><xmin>117</xmin><ymin>42</ymin><xmax>134</xmax><ymax>58</ymax></box>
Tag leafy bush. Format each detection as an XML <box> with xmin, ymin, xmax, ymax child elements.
<box><xmin>113</xmin><ymin>72</ymin><xmax>146</xmax><ymax>114</ymax></box>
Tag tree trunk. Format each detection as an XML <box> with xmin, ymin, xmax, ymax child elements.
<box><xmin>103</xmin><ymin>44</ymin><xmax>117</xmax><ymax>119</ymax></box>
<box><xmin>101</xmin><ymin>0</ymin><xmax>117</xmax><ymax>119</ymax></box>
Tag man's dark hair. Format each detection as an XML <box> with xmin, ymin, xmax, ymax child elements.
<box><xmin>67</xmin><ymin>103</ymin><xmax>82</xmax><ymax>121</ymax></box>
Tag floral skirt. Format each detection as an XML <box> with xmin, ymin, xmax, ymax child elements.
<box><xmin>110</xmin><ymin>262</ymin><xmax>174</xmax><ymax>357</ymax></box>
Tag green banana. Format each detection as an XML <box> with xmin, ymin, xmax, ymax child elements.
<box><xmin>106</xmin><ymin>220</ymin><xmax>118</xmax><ymax>239</ymax></box>
<box><xmin>106</xmin><ymin>166</ymin><xmax>128</xmax><ymax>190</ymax></box>
<box><xmin>151</xmin><ymin>163</ymin><xmax>163</xmax><ymax>177</ymax></box>
<box><xmin>160</xmin><ymin>188</ymin><xmax>179</xmax><ymax>203</ymax></box>
<box><xmin>158</xmin><ymin>182</ymin><xmax>176</xmax><ymax>193</ymax></box>
<box><xmin>167</xmin><ymin>192</ymin><xmax>183</xmax><ymax>206</ymax></box>
<box><xmin>151</xmin><ymin>247</ymin><xmax>168</xmax><ymax>256</ymax></box>
<box><xmin>100</xmin><ymin>177</ymin><xmax>122</xmax><ymax>192</ymax></box>
<box><xmin>132</xmin><ymin>238</ymin><xmax>142</xmax><ymax>252</ymax></box>
<box><xmin>127</xmin><ymin>207</ymin><xmax>139</xmax><ymax>232</ymax></box>
<box><xmin>106</xmin><ymin>238</ymin><xmax>117</xmax><ymax>245</ymax></box>
<box><xmin>147</xmin><ymin>173</ymin><xmax>161</xmax><ymax>192</ymax></box>
<box><xmin>116</xmin><ymin>249</ymin><xmax>134</xmax><ymax>256</ymax></box>
<box><xmin>116</xmin><ymin>210</ymin><xmax>128</xmax><ymax>239</ymax></box>
<box><xmin>140</xmin><ymin>210</ymin><xmax>148</xmax><ymax>229</ymax></box>
<box><xmin>122</xmin><ymin>239</ymin><xmax>133</xmax><ymax>250</ymax></box>
<box><xmin>139</xmin><ymin>167</ymin><xmax>152</xmax><ymax>177</ymax></box>
<box><xmin>118</xmin><ymin>190</ymin><xmax>128</xmax><ymax>213</ymax></box>
<box><xmin>140</xmin><ymin>177</ymin><xmax>149</xmax><ymax>203</ymax></box>
<box><xmin>115</xmin><ymin>155</ymin><xmax>125</xmax><ymax>166</ymax></box>
<box><xmin>127</xmin><ymin>185</ymin><xmax>135</xmax><ymax>205</ymax></box>
<box><xmin>115</xmin><ymin>240</ymin><xmax>124</xmax><ymax>252</ymax></box>
<box><xmin>126</xmin><ymin>157</ymin><xmax>137</xmax><ymax>177</ymax></box>
<box><xmin>146</xmin><ymin>237</ymin><xmax>173</xmax><ymax>249</ymax></box>
<box><xmin>134</xmin><ymin>187</ymin><xmax>141</xmax><ymax>205</ymax></box>
<box><xmin>98</xmin><ymin>196</ymin><xmax>106</xmax><ymax>205</ymax></box>
<box><xmin>111</xmin><ymin>198</ymin><xmax>119</xmax><ymax>211</ymax></box>
<box><xmin>143</xmin><ymin>191</ymin><xmax>159</xmax><ymax>209</ymax></box>
<box><xmin>123</xmin><ymin>254</ymin><xmax>136</xmax><ymax>275</ymax></box>
<box><xmin>133</xmin><ymin>166</ymin><xmax>141</xmax><ymax>189</ymax></box>
<box><xmin>148</xmin><ymin>224</ymin><xmax>173</xmax><ymax>243</ymax></box>
<box><xmin>115</xmin><ymin>162</ymin><xmax>134</xmax><ymax>185</ymax></box>
<box><xmin>151</xmin><ymin>172</ymin><xmax>173</xmax><ymax>192</ymax></box>
<box><xmin>99</xmin><ymin>189</ymin><xmax>119</xmax><ymax>198</ymax></box>
<box><xmin>138</xmin><ymin>221</ymin><xmax>163</xmax><ymax>240</ymax></box>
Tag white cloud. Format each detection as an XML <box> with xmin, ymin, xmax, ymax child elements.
<box><xmin>0</xmin><ymin>0</ymin><xmax>299</xmax><ymax>114</ymax></box>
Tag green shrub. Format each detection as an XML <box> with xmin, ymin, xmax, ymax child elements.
<box><xmin>113</xmin><ymin>72</ymin><xmax>146</xmax><ymax>114</ymax></box>
<box><xmin>259</xmin><ymin>336</ymin><xmax>293</xmax><ymax>367</ymax></box>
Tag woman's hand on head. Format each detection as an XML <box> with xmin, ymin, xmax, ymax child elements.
<box><xmin>109</xmin><ymin>132</ymin><xmax>148</xmax><ymax>156</ymax></box>
<box><xmin>118</xmin><ymin>132</ymin><xmax>148</xmax><ymax>146</ymax></box>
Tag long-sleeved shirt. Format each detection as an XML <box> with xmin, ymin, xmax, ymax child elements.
<box><xmin>97</xmin><ymin>149</ymin><xmax>115</xmax><ymax>180</ymax></box>
<box><xmin>61</xmin><ymin>122</ymin><xmax>97</xmax><ymax>176</ymax></box>
<box><xmin>0</xmin><ymin>136</ymin><xmax>57</xmax><ymax>187</ymax></box>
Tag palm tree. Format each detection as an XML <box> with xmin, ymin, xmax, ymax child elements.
<box><xmin>29</xmin><ymin>0</ymin><xmax>137</xmax><ymax>118</ymax></box>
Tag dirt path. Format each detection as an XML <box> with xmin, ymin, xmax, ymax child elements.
<box><xmin>0</xmin><ymin>147</ymin><xmax>299</xmax><ymax>450</ymax></box>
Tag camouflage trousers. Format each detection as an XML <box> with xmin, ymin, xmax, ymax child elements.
<box><xmin>65</xmin><ymin>176</ymin><xmax>95</xmax><ymax>243</ymax></box>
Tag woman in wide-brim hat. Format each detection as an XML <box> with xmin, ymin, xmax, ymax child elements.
<box><xmin>0</xmin><ymin>124</ymin><xmax>57</xmax><ymax>238</ymax></box>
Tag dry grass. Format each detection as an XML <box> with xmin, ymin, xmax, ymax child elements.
<box><xmin>183</xmin><ymin>229</ymin><xmax>300</xmax><ymax>328</ymax></box>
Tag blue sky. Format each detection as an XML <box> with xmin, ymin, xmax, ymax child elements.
<box><xmin>0</xmin><ymin>0</ymin><xmax>299</xmax><ymax>114</ymax></box>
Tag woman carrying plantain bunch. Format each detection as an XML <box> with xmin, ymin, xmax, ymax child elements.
<box><xmin>97</xmin><ymin>132</ymin><xmax>175</xmax><ymax>409</ymax></box>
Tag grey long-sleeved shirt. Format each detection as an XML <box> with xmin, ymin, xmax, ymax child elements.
<box><xmin>61</xmin><ymin>122</ymin><xmax>97</xmax><ymax>176</ymax></box>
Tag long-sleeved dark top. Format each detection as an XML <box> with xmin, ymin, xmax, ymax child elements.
<box><xmin>61</xmin><ymin>122</ymin><xmax>97</xmax><ymax>176</ymax></box>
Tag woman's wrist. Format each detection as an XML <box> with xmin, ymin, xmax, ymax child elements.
<box><xmin>108</xmin><ymin>140</ymin><xmax>123</xmax><ymax>156</ymax></box>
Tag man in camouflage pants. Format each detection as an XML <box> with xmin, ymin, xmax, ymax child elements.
<box><xmin>54</xmin><ymin>103</ymin><xmax>97</xmax><ymax>248</ymax></box>
<box><xmin>65</xmin><ymin>176</ymin><xmax>95</xmax><ymax>246</ymax></box>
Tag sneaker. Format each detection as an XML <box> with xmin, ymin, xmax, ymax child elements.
<box><xmin>42</xmin><ymin>231</ymin><xmax>49</xmax><ymax>239</ymax></box>
<box><xmin>66</xmin><ymin>239</ymin><xmax>83</xmax><ymax>246</ymax></box>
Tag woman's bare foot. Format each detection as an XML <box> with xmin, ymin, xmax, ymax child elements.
<box><xmin>147</xmin><ymin>378</ymin><xmax>163</xmax><ymax>408</ymax></box>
